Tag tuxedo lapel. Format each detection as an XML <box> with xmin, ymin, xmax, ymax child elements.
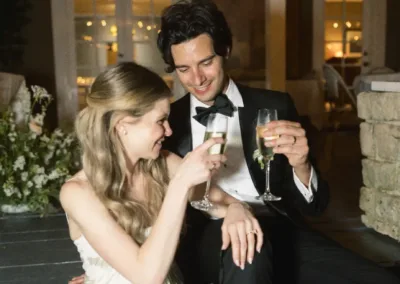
<box><xmin>167</xmin><ymin>94</ymin><xmax>193</xmax><ymax>157</ymax></box>
<box><xmin>237</xmin><ymin>85</ymin><xmax>265</xmax><ymax>195</ymax></box>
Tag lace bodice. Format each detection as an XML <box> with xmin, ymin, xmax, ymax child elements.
<box><xmin>73</xmin><ymin>228</ymin><xmax>183</xmax><ymax>284</ymax></box>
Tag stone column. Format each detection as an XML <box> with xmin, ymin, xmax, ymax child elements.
<box><xmin>358</xmin><ymin>91</ymin><xmax>400</xmax><ymax>241</ymax></box>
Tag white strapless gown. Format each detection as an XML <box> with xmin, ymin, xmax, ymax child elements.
<box><xmin>73</xmin><ymin>228</ymin><xmax>183</xmax><ymax>284</ymax></box>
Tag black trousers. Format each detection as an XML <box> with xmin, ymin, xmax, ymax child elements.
<box><xmin>175</xmin><ymin>207</ymin><xmax>400</xmax><ymax>284</ymax></box>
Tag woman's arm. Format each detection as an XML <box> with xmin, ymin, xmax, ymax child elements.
<box><xmin>61</xmin><ymin>138</ymin><xmax>224</xmax><ymax>284</ymax></box>
<box><xmin>61</xmin><ymin>178</ymin><xmax>189</xmax><ymax>284</ymax></box>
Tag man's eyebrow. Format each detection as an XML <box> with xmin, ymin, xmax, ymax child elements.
<box><xmin>175</xmin><ymin>55</ymin><xmax>216</xmax><ymax>69</ymax></box>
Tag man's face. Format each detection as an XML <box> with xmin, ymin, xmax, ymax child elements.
<box><xmin>171</xmin><ymin>33</ymin><xmax>228</xmax><ymax>106</ymax></box>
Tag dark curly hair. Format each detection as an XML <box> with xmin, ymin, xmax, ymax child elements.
<box><xmin>157</xmin><ymin>0</ymin><xmax>233</xmax><ymax>73</ymax></box>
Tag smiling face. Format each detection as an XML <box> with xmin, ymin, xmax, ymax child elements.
<box><xmin>171</xmin><ymin>34</ymin><xmax>229</xmax><ymax>106</ymax></box>
<box><xmin>117</xmin><ymin>98</ymin><xmax>172</xmax><ymax>161</ymax></box>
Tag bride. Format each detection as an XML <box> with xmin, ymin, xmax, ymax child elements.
<box><xmin>61</xmin><ymin>62</ymin><xmax>260</xmax><ymax>283</ymax></box>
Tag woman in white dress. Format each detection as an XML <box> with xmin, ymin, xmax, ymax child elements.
<box><xmin>61</xmin><ymin>62</ymin><xmax>262</xmax><ymax>284</ymax></box>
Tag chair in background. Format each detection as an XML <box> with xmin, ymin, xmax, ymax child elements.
<box><xmin>322</xmin><ymin>64</ymin><xmax>357</xmax><ymax>111</ymax></box>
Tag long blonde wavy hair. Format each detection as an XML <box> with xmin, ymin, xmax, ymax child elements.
<box><xmin>75</xmin><ymin>62</ymin><xmax>172</xmax><ymax>244</ymax></box>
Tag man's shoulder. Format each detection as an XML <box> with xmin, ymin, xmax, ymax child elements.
<box><xmin>236</xmin><ymin>83</ymin><xmax>291</xmax><ymax>104</ymax></box>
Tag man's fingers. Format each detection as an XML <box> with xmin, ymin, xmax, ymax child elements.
<box><xmin>267</xmin><ymin>120</ymin><xmax>301</xmax><ymax>128</ymax></box>
<box><xmin>221</xmin><ymin>226</ymin><xmax>231</xmax><ymax>250</ymax></box>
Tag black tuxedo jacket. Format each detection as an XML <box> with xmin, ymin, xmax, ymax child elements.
<box><xmin>163</xmin><ymin>83</ymin><xmax>329</xmax><ymax>223</ymax></box>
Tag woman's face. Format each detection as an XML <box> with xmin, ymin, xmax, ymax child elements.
<box><xmin>117</xmin><ymin>98</ymin><xmax>172</xmax><ymax>161</ymax></box>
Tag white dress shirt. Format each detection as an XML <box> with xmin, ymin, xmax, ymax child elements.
<box><xmin>190</xmin><ymin>79</ymin><xmax>318</xmax><ymax>206</ymax></box>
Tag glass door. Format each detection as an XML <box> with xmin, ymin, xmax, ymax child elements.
<box><xmin>324</xmin><ymin>0</ymin><xmax>363</xmax><ymax>86</ymax></box>
<box><xmin>73</xmin><ymin>0</ymin><xmax>173</xmax><ymax>108</ymax></box>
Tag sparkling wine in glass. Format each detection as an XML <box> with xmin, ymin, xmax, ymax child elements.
<box><xmin>256</xmin><ymin>108</ymin><xmax>281</xmax><ymax>202</ymax></box>
<box><xmin>190</xmin><ymin>113</ymin><xmax>228</xmax><ymax>212</ymax></box>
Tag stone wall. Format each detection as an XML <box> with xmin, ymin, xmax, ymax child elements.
<box><xmin>358</xmin><ymin>92</ymin><xmax>400</xmax><ymax>241</ymax></box>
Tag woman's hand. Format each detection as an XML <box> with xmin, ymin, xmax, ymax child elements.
<box><xmin>172</xmin><ymin>137</ymin><xmax>227</xmax><ymax>189</ymax></box>
<box><xmin>221</xmin><ymin>203</ymin><xmax>263</xmax><ymax>270</ymax></box>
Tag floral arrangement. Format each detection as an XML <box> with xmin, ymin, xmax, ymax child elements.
<box><xmin>0</xmin><ymin>83</ymin><xmax>80</xmax><ymax>214</ymax></box>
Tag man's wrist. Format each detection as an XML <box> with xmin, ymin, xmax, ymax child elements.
<box><xmin>293</xmin><ymin>161</ymin><xmax>312</xmax><ymax>186</ymax></box>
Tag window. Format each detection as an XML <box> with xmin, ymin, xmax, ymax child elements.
<box><xmin>73</xmin><ymin>0</ymin><xmax>173</xmax><ymax>106</ymax></box>
<box><xmin>324</xmin><ymin>0</ymin><xmax>363</xmax><ymax>85</ymax></box>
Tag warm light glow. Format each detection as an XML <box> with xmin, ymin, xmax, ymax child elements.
<box><xmin>333</xmin><ymin>22</ymin><xmax>339</xmax><ymax>28</ymax></box>
<box><xmin>346</xmin><ymin>21</ymin><xmax>352</xmax><ymax>28</ymax></box>
<box><xmin>86</xmin><ymin>21</ymin><xmax>93</xmax><ymax>27</ymax></box>
<box><xmin>158</xmin><ymin>29</ymin><xmax>161</xmax><ymax>34</ymax></box>
<box><xmin>354</xmin><ymin>36</ymin><xmax>359</xmax><ymax>41</ymax></box>
<box><xmin>132</xmin><ymin>29</ymin><xmax>136</xmax><ymax>35</ymax></box>
<box><xmin>77</xmin><ymin>76</ymin><xmax>95</xmax><ymax>86</ymax></box>
<box><xmin>82</xmin><ymin>35</ymin><xmax>93</xmax><ymax>41</ymax></box>
<box><xmin>335</xmin><ymin>51</ymin><xmax>343</xmax><ymax>57</ymax></box>
<box><xmin>101</xmin><ymin>20</ymin><xmax>107</xmax><ymax>26</ymax></box>
<box><xmin>147</xmin><ymin>25</ymin><xmax>152</xmax><ymax>31</ymax></box>
<box><xmin>327</xmin><ymin>44</ymin><xmax>332</xmax><ymax>50</ymax></box>
<box><xmin>111</xmin><ymin>43</ymin><xmax>118</xmax><ymax>52</ymax></box>
<box><xmin>110</xmin><ymin>25</ymin><xmax>117</xmax><ymax>36</ymax></box>
<box><xmin>138</xmin><ymin>21</ymin><xmax>143</xmax><ymax>28</ymax></box>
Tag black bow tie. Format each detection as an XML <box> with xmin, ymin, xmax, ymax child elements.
<box><xmin>193</xmin><ymin>94</ymin><xmax>235</xmax><ymax>126</ymax></box>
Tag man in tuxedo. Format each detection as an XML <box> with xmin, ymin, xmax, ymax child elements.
<box><xmin>158</xmin><ymin>1</ymin><xmax>400</xmax><ymax>283</ymax></box>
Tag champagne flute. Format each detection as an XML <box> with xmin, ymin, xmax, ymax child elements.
<box><xmin>190</xmin><ymin>113</ymin><xmax>228</xmax><ymax>212</ymax></box>
<box><xmin>256</xmin><ymin>108</ymin><xmax>281</xmax><ymax>201</ymax></box>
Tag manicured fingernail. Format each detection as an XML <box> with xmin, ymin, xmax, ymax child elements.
<box><xmin>257</xmin><ymin>248</ymin><xmax>261</xmax><ymax>253</ymax></box>
<box><xmin>235</xmin><ymin>259</ymin><xmax>240</xmax><ymax>267</ymax></box>
<box><xmin>241</xmin><ymin>263</ymin><xmax>245</xmax><ymax>270</ymax></box>
<box><xmin>248</xmin><ymin>258</ymin><xmax>253</xmax><ymax>264</ymax></box>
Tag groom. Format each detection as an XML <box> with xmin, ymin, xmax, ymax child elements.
<box><xmin>159</xmin><ymin>0</ymin><xmax>400</xmax><ymax>284</ymax></box>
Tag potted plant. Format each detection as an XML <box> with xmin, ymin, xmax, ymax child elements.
<box><xmin>0</xmin><ymin>84</ymin><xmax>80</xmax><ymax>215</ymax></box>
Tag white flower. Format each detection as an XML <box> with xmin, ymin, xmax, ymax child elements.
<box><xmin>29</xmin><ymin>152</ymin><xmax>36</xmax><ymax>159</ymax></box>
<box><xmin>21</xmin><ymin>172</ymin><xmax>28</xmax><ymax>181</ymax></box>
<box><xmin>44</xmin><ymin>152</ymin><xmax>54</xmax><ymax>165</ymax></box>
<box><xmin>48</xmin><ymin>169</ymin><xmax>60</xmax><ymax>180</ymax></box>
<box><xmin>27</xmin><ymin>181</ymin><xmax>33</xmax><ymax>188</ymax></box>
<box><xmin>40</xmin><ymin>135</ymin><xmax>50</xmax><ymax>143</ymax></box>
<box><xmin>23</xmin><ymin>189</ymin><xmax>31</xmax><ymax>196</ymax></box>
<box><xmin>31</xmin><ymin>86</ymin><xmax>51</xmax><ymax>101</ymax></box>
<box><xmin>33</xmin><ymin>174</ymin><xmax>44</xmax><ymax>188</ymax></box>
<box><xmin>13</xmin><ymin>156</ymin><xmax>26</xmax><ymax>171</ymax></box>
<box><xmin>53</xmin><ymin>129</ymin><xmax>64</xmax><ymax>137</ymax></box>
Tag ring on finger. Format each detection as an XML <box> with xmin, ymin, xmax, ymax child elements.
<box><xmin>246</xmin><ymin>229</ymin><xmax>257</xmax><ymax>236</ymax></box>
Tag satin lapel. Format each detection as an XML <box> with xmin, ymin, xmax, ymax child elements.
<box><xmin>237</xmin><ymin>85</ymin><xmax>265</xmax><ymax>195</ymax></box>
<box><xmin>170</xmin><ymin>94</ymin><xmax>193</xmax><ymax>157</ymax></box>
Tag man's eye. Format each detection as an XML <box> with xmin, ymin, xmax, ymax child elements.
<box><xmin>178</xmin><ymin>68</ymin><xmax>188</xmax><ymax>73</ymax></box>
<box><xmin>203</xmin><ymin>60</ymin><xmax>212</xmax><ymax>66</ymax></box>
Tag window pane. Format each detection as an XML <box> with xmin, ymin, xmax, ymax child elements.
<box><xmin>132</xmin><ymin>0</ymin><xmax>151</xmax><ymax>16</ymax></box>
<box><xmin>75</xmin><ymin>0</ymin><xmax>94</xmax><ymax>14</ymax></box>
<box><xmin>325</xmin><ymin>42</ymin><xmax>343</xmax><ymax>60</ymax></box>
<box><xmin>76</xmin><ymin>42</ymin><xmax>97</xmax><ymax>68</ymax></box>
<box><xmin>154</xmin><ymin>0</ymin><xmax>171</xmax><ymax>16</ymax></box>
<box><xmin>325</xmin><ymin>2</ymin><xmax>343</xmax><ymax>20</ymax></box>
<box><xmin>96</xmin><ymin>0</ymin><xmax>116</xmax><ymax>15</ymax></box>
<box><xmin>133</xmin><ymin>42</ymin><xmax>165</xmax><ymax>74</ymax></box>
<box><xmin>75</xmin><ymin>18</ymin><xmax>96</xmax><ymax>41</ymax></box>
<box><xmin>325</xmin><ymin>20</ymin><xmax>343</xmax><ymax>42</ymax></box>
<box><xmin>132</xmin><ymin>17</ymin><xmax>153</xmax><ymax>41</ymax></box>
<box><xmin>97</xmin><ymin>17</ymin><xmax>117</xmax><ymax>42</ymax></box>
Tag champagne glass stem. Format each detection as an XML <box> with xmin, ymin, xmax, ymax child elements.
<box><xmin>204</xmin><ymin>178</ymin><xmax>211</xmax><ymax>200</ymax></box>
<box><xmin>265</xmin><ymin>160</ymin><xmax>271</xmax><ymax>195</ymax></box>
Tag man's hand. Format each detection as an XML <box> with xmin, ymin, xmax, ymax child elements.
<box><xmin>68</xmin><ymin>274</ymin><xmax>85</xmax><ymax>284</ymax></box>
<box><xmin>262</xmin><ymin>120</ymin><xmax>311</xmax><ymax>184</ymax></box>
<box><xmin>221</xmin><ymin>203</ymin><xmax>263</xmax><ymax>270</ymax></box>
